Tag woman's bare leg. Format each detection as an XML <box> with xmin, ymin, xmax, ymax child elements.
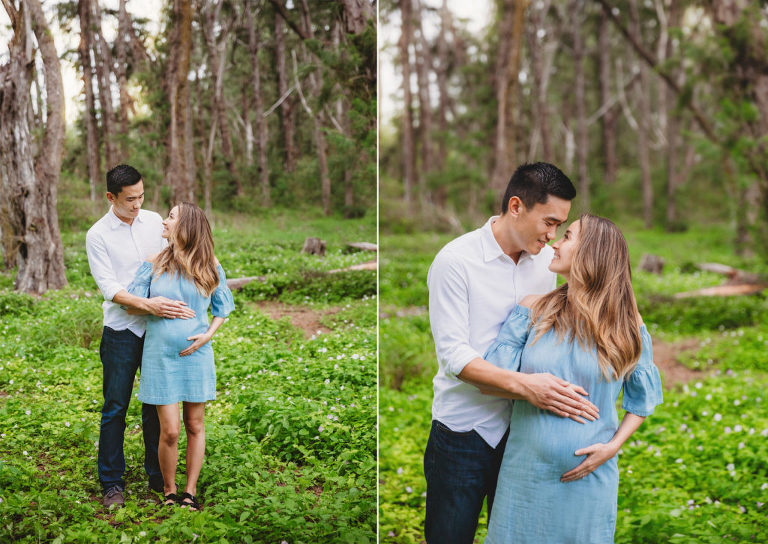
<box><xmin>156</xmin><ymin>403</ymin><xmax>181</xmax><ymax>501</ymax></box>
<box><xmin>182</xmin><ymin>402</ymin><xmax>206</xmax><ymax>500</ymax></box>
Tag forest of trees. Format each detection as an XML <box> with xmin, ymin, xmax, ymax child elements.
<box><xmin>0</xmin><ymin>0</ymin><xmax>376</xmax><ymax>294</ymax></box>
<box><xmin>381</xmin><ymin>0</ymin><xmax>768</xmax><ymax>255</ymax></box>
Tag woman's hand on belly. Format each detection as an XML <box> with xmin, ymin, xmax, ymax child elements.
<box><xmin>179</xmin><ymin>332</ymin><xmax>213</xmax><ymax>356</ymax></box>
<box><xmin>560</xmin><ymin>441</ymin><xmax>619</xmax><ymax>482</ymax></box>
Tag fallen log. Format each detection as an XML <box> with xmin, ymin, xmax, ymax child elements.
<box><xmin>302</xmin><ymin>237</ymin><xmax>326</xmax><ymax>256</ymax></box>
<box><xmin>674</xmin><ymin>283</ymin><xmax>768</xmax><ymax>299</ymax></box>
<box><xmin>345</xmin><ymin>242</ymin><xmax>378</xmax><ymax>253</ymax></box>
<box><xmin>697</xmin><ymin>262</ymin><xmax>761</xmax><ymax>283</ymax></box>
<box><xmin>226</xmin><ymin>276</ymin><xmax>266</xmax><ymax>291</ymax></box>
<box><xmin>329</xmin><ymin>260</ymin><xmax>377</xmax><ymax>273</ymax></box>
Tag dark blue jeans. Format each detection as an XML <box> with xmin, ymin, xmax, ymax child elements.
<box><xmin>423</xmin><ymin>420</ymin><xmax>509</xmax><ymax>544</ymax></box>
<box><xmin>98</xmin><ymin>326</ymin><xmax>162</xmax><ymax>492</ymax></box>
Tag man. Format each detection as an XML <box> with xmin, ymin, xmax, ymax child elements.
<box><xmin>424</xmin><ymin>162</ymin><xmax>600</xmax><ymax>543</ymax></box>
<box><xmin>86</xmin><ymin>164</ymin><xmax>194</xmax><ymax>507</ymax></box>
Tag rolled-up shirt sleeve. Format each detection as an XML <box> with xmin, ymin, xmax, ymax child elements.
<box><xmin>428</xmin><ymin>250</ymin><xmax>481</xmax><ymax>377</ymax></box>
<box><xmin>85</xmin><ymin>230</ymin><xmax>125</xmax><ymax>302</ymax></box>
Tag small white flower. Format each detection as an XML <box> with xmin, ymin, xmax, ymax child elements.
<box><xmin>65</xmin><ymin>422</ymin><xmax>70</xmax><ymax>427</ymax></box>
<box><xmin>318</xmin><ymin>426</ymin><xmax>324</xmax><ymax>432</ymax></box>
<box><xmin>23</xmin><ymin>450</ymin><xmax>28</xmax><ymax>456</ymax></box>
<box><xmin>25</xmin><ymin>410</ymin><xmax>30</xmax><ymax>416</ymax></box>
<box><xmin>714</xmin><ymin>413</ymin><xmax>722</xmax><ymax>422</ymax></box>
<box><xmin>405</xmin><ymin>486</ymin><xmax>413</xmax><ymax>494</ymax></box>
<box><xmin>324</xmin><ymin>379</ymin><xmax>330</xmax><ymax>385</ymax></box>
<box><xmin>397</xmin><ymin>467</ymin><xmax>403</xmax><ymax>475</ymax></box>
<box><xmin>727</xmin><ymin>463</ymin><xmax>735</xmax><ymax>471</ymax></box>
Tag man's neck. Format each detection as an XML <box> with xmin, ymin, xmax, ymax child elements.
<box><xmin>491</xmin><ymin>216</ymin><xmax>524</xmax><ymax>263</ymax></box>
<box><xmin>112</xmin><ymin>207</ymin><xmax>135</xmax><ymax>226</ymax></box>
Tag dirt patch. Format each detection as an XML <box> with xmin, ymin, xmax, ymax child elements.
<box><xmin>250</xmin><ymin>301</ymin><xmax>340</xmax><ymax>338</ymax></box>
<box><xmin>652</xmin><ymin>338</ymin><xmax>708</xmax><ymax>388</ymax></box>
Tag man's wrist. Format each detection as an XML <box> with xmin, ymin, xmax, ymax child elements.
<box><xmin>505</xmin><ymin>371</ymin><xmax>527</xmax><ymax>397</ymax></box>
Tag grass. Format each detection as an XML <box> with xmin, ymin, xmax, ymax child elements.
<box><xmin>379</xmin><ymin>220</ymin><xmax>768</xmax><ymax>543</ymax></box>
<box><xmin>0</xmin><ymin>206</ymin><xmax>377</xmax><ymax>543</ymax></box>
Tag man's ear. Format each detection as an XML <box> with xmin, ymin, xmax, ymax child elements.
<box><xmin>106</xmin><ymin>192</ymin><xmax>116</xmax><ymax>204</ymax></box>
<box><xmin>507</xmin><ymin>196</ymin><xmax>523</xmax><ymax>216</ymax></box>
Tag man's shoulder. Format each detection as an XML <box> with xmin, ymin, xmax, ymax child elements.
<box><xmin>138</xmin><ymin>209</ymin><xmax>163</xmax><ymax>223</ymax></box>
<box><xmin>86</xmin><ymin>211</ymin><xmax>112</xmax><ymax>241</ymax></box>
<box><xmin>437</xmin><ymin>228</ymin><xmax>483</xmax><ymax>260</ymax></box>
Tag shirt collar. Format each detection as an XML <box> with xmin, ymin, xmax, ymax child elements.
<box><xmin>108</xmin><ymin>206</ymin><xmax>144</xmax><ymax>229</ymax></box>
<box><xmin>481</xmin><ymin>216</ymin><xmax>534</xmax><ymax>264</ymax></box>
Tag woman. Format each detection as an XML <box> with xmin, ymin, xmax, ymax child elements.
<box><xmin>127</xmin><ymin>202</ymin><xmax>234</xmax><ymax>511</ymax></box>
<box><xmin>484</xmin><ymin>214</ymin><xmax>662</xmax><ymax>543</ymax></box>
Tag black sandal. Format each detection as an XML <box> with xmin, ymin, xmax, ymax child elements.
<box><xmin>163</xmin><ymin>492</ymin><xmax>179</xmax><ymax>506</ymax></box>
<box><xmin>178</xmin><ymin>491</ymin><xmax>200</xmax><ymax>511</ymax></box>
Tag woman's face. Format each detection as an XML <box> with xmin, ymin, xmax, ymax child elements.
<box><xmin>549</xmin><ymin>219</ymin><xmax>581</xmax><ymax>277</ymax></box>
<box><xmin>162</xmin><ymin>206</ymin><xmax>180</xmax><ymax>239</ymax></box>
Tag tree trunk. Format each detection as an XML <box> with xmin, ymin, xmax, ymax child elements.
<box><xmin>201</xmin><ymin>0</ymin><xmax>242</xmax><ymax>196</ymax></box>
<box><xmin>163</xmin><ymin>0</ymin><xmax>195</xmax><ymax>203</ymax></box>
<box><xmin>399</xmin><ymin>0</ymin><xmax>416</xmax><ymax>204</ymax></box>
<box><xmin>572</xmin><ymin>0</ymin><xmax>589</xmax><ymax>210</ymax></box>
<box><xmin>527</xmin><ymin>0</ymin><xmax>553</xmax><ymax>162</ymax></box>
<box><xmin>433</xmin><ymin>0</ymin><xmax>450</xmax><ymax>208</ymax></box>
<box><xmin>90</xmin><ymin>0</ymin><xmax>117</xmax><ymax>168</ymax></box>
<box><xmin>491</xmin><ymin>0</ymin><xmax>526</xmax><ymax>194</ymax></box>
<box><xmin>0</xmin><ymin>0</ymin><xmax>68</xmax><ymax>293</ymax></box>
<box><xmin>340</xmin><ymin>0</ymin><xmax>373</xmax><ymax>35</ymax></box>
<box><xmin>78</xmin><ymin>0</ymin><xmax>100</xmax><ymax>201</ymax></box>
<box><xmin>299</xmin><ymin>0</ymin><xmax>331</xmax><ymax>215</ymax></box>
<box><xmin>274</xmin><ymin>11</ymin><xmax>296</xmax><ymax>172</ymax></box>
<box><xmin>414</xmin><ymin>0</ymin><xmax>433</xmax><ymax>208</ymax></box>
<box><xmin>334</xmin><ymin>18</ymin><xmax>354</xmax><ymax>214</ymax></box>
<box><xmin>629</xmin><ymin>0</ymin><xmax>653</xmax><ymax>228</ymax></box>
<box><xmin>598</xmin><ymin>10</ymin><xmax>618</xmax><ymax>184</ymax></box>
<box><xmin>247</xmin><ymin>0</ymin><xmax>271</xmax><ymax>206</ymax></box>
<box><xmin>116</xmin><ymin>0</ymin><xmax>132</xmax><ymax>158</ymax></box>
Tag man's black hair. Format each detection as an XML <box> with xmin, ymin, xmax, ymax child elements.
<box><xmin>106</xmin><ymin>164</ymin><xmax>142</xmax><ymax>195</ymax></box>
<box><xmin>500</xmin><ymin>162</ymin><xmax>576</xmax><ymax>213</ymax></box>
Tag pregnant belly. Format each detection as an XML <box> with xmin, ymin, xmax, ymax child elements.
<box><xmin>147</xmin><ymin>319</ymin><xmax>208</xmax><ymax>354</ymax></box>
<box><xmin>508</xmin><ymin>402</ymin><xmax>617</xmax><ymax>475</ymax></box>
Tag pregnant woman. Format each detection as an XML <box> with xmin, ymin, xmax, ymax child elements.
<box><xmin>484</xmin><ymin>214</ymin><xmax>662</xmax><ymax>543</ymax></box>
<box><xmin>127</xmin><ymin>202</ymin><xmax>234</xmax><ymax>511</ymax></box>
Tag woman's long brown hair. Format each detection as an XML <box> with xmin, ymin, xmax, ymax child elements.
<box><xmin>153</xmin><ymin>202</ymin><xmax>218</xmax><ymax>296</ymax></box>
<box><xmin>529</xmin><ymin>213</ymin><xmax>643</xmax><ymax>381</ymax></box>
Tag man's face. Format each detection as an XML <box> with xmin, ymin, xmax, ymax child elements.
<box><xmin>107</xmin><ymin>181</ymin><xmax>144</xmax><ymax>222</ymax></box>
<box><xmin>511</xmin><ymin>195</ymin><xmax>571</xmax><ymax>255</ymax></box>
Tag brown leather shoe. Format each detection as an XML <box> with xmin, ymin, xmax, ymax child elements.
<box><xmin>103</xmin><ymin>487</ymin><xmax>125</xmax><ymax>508</ymax></box>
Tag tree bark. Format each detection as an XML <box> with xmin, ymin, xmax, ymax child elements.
<box><xmin>340</xmin><ymin>0</ymin><xmax>373</xmax><ymax>35</ymax></box>
<box><xmin>414</xmin><ymin>0</ymin><xmax>433</xmax><ymax>207</ymax></box>
<box><xmin>201</xmin><ymin>0</ymin><xmax>242</xmax><ymax>196</ymax></box>
<box><xmin>116</xmin><ymin>0</ymin><xmax>132</xmax><ymax>157</ymax></box>
<box><xmin>246</xmin><ymin>0</ymin><xmax>271</xmax><ymax>206</ymax></box>
<box><xmin>399</xmin><ymin>0</ymin><xmax>416</xmax><ymax>204</ymax></box>
<box><xmin>274</xmin><ymin>10</ymin><xmax>297</xmax><ymax>172</ymax></box>
<box><xmin>598</xmin><ymin>10</ymin><xmax>618</xmax><ymax>184</ymax></box>
<box><xmin>527</xmin><ymin>0</ymin><xmax>553</xmax><ymax>162</ymax></box>
<box><xmin>90</xmin><ymin>0</ymin><xmax>117</xmax><ymax>168</ymax></box>
<box><xmin>629</xmin><ymin>0</ymin><xmax>653</xmax><ymax>228</ymax></box>
<box><xmin>0</xmin><ymin>0</ymin><xmax>67</xmax><ymax>293</ymax></box>
<box><xmin>299</xmin><ymin>0</ymin><xmax>331</xmax><ymax>215</ymax></box>
<box><xmin>78</xmin><ymin>0</ymin><xmax>100</xmax><ymax>201</ymax></box>
<box><xmin>163</xmin><ymin>0</ymin><xmax>195</xmax><ymax>203</ymax></box>
<box><xmin>571</xmin><ymin>0</ymin><xmax>589</xmax><ymax>211</ymax></box>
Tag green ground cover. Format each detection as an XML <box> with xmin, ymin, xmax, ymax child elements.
<box><xmin>379</xmin><ymin>222</ymin><xmax>768</xmax><ymax>543</ymax></box>
<box><xmin>0</xmin><ymin>209</ymin><xmax>377</xmax><ymax>543</ymax></box>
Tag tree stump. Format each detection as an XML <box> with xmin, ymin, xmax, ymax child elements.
<box><xmin>302</xmin><ymin>237</ymin><xmax>326</xmax><ymax>256</ymax></box>
<box><xmin>638</xmin><ymin>254</ymin><xmax>664</xmax><ymax>275</ymax></box>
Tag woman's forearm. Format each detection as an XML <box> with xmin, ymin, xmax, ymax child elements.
<box><xmin>205</xmin><ymin>316</ymin><xmax>226</xmax><ymax>338</ymax></box>
<box><xmin>608</xmin><ymin>413</ymin><xmax>646</xmax><ymax>452</ymax></box>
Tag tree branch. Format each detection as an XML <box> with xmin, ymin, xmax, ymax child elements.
<box><xmin>595</xmin><ymin>0</ymin><xmax>717</xmax><ymax>143</ymax></box>
<box><xmin>268</xmin><ymin>0</ymin><xmax>309</xmax><ymax>40</ymax></box>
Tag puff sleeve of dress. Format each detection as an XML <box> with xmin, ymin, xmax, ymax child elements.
<box><xmin>126</xmin><ymin>261</ymin><xmax>153</xmax><ymax>299</ymax></box>
<box><xmin>622</xmin><ymin>325</ymin><xmax>664</xmax><ymax>416</ymax></box>
<box><xmin>483</xmin><ymin>305</ymin><xmax>533</xmax><ymax>372</ymax></box>
<box><xmin>210</xmin><ymin>264</ymin><xmax>235</xmax><ymax>318</ymax></box>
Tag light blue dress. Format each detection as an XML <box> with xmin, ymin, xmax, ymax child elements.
<box><xmin>484</xmin><ymin>305</ymin><xmax>663</xmax><ymax>544</ymax></box>
<box><xmin>128</xmin><ymin>261</ymin><xmax>235</xmax><ymax>405</ymax></box>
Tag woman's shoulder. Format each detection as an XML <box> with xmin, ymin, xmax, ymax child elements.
<box><xmin>519</xmin><ymin>294</ymin><xmax>542</xmax><ymax>308</ymax></box>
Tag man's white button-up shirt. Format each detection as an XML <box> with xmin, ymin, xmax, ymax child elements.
<box><xmin>85</xmin><ymin>207</ymin><xmax>166</xmax><ymax>337</ymax></box>
<box><xmin>427</xmin><ymin>216</ymin><xmax>557</xmax><ymax>447</ymax></box>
